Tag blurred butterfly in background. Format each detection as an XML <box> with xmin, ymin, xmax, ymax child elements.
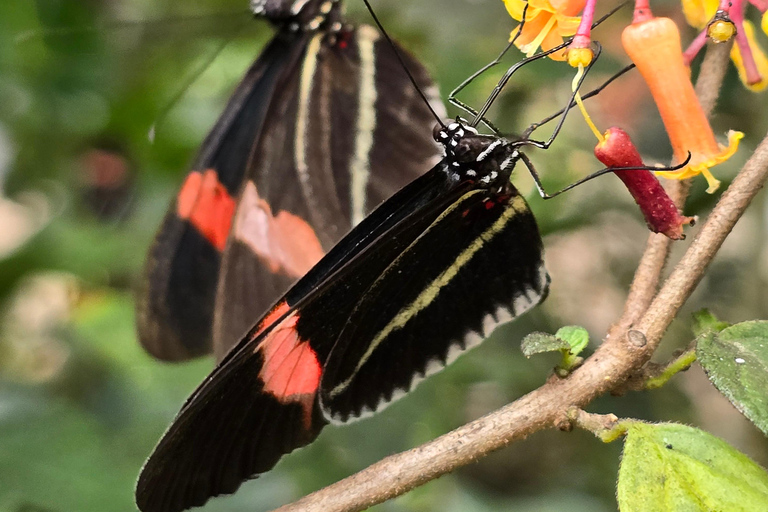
<box><xmin>136</xmin><ymin>0</ymin><xmax>445</xmax><ymax>362</ymax></box>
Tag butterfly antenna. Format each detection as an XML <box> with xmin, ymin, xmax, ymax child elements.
<box><xmin>148</xmin><ymin>35</ymin><xmax>236</xmax><ymax>142</ymax></box>
<box><xmin>361</xmin><ymin>0</ymin><xmax>446</xmax><ymax>129</ymax></box>
<box><xmin>448</xmin><ymin>2</ymin><xmax>531</xmax><ymax>133</ymax></box>
<box><xmin>524</xmin><ymin>63</ymin><xmax>635</xmax><ymax>138</ymax></box>
<box><xmin>457</xmin><ymin>0</ymin><xmax>627</xmax><ymax>131</ymax></box>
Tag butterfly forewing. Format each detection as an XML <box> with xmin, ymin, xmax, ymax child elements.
<box><xmin>136</xmin><ymin>33</ymin><xmax>308</xmax><ymax>360</ymax></box>
<box><xmin>212</xmin><ymin>25</ymin><xmax>444</xmax><ymax>358</ymax></box>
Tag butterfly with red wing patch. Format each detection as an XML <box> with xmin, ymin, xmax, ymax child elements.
<box><xmin>136</xmin><ymin>0</ymin><xmax>445</xmax><ymax>361</ymax></box>
<box><xmin>136</xmin><ymin>121</ymin><xmax>549</xmax><ymax>512</ymax></box>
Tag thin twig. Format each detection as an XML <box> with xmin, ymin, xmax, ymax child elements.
<box><xmin>272</xmin><ymin>132</ymin><xmax>768</xmax><ymax>512</ymax></box>
<box><xmin>695</xmin><ymin>39</ymin><xmax>734</xmax><ymax>115</ymax></box>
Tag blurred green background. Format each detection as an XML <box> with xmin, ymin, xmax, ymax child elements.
<box><xmin>1</xmin><ymin>0</ymin><xmax>767</xmax><ymax>511</ymax></box>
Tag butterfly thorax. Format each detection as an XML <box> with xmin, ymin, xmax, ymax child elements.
<box><xmin>434</xmin><ymin>122</ymin><xmax>518</xmax><ymax>192</ymax></box>
<box><xmin>252</xmin><ymin>0</ymin><xmax>346</xmax><ymax>33</ymax></box>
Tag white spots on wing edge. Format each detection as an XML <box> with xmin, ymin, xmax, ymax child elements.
<box><xmin>326</xmin><ymin>277</ymin><xmax>548</xmax><ymax>425</ymax></box>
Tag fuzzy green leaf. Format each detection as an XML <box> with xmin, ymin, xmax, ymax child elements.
<box><xmin>521</xmin><ymin>332</ymin><xmax>568</xmax><ymax>358</ymax></box>
<box><xmin>618</xmin><ymin>422</ymin><xmax>768</xmax><ymax>511</ymax></box>
<box><xmin>696</xmin><ymin>320</ymin><xmax>768</xmax><ymax>435</ymax></box>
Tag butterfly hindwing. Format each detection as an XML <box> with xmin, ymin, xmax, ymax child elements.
<box><xmin>136</xmin><ymin>34</ymin><xmax>308</xmax><ymax>360</ymax></box>
<box><xmin>211</xmin><ymin>25</ymin><xmax>444</xmax><ymax>358</ymax></box>
<box><xmin>319</xmin><ymin>186</ymin><xmax>548</xmax><ymax>422</ymax></box>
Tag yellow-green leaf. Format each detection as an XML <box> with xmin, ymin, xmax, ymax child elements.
<box><xmin>555</xmin><ymin>325</ymin><xmax>589</xmax><ymax>356</ymax></box>
<box><xmin>618</xmin><ymin>422</ymin><xmax>768</xmax><ymax>511</ymax></box>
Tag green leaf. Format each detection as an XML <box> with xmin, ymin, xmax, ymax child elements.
<box><xmin>696</xmin><ymin>320</ymin><xmax>768</xmax><ymax>435</ymax></box>
<box><xmin>555</xmin><ymin>326</ymin><xmax>589</xmax><ymax>357</ymax></box>
<box><xmin>521</xmin><ymin>332</ymin><xmax>568</xmax><ymax>358</ymax></box>
<box><xmin>692</xmin><ymin>309</ymin><xmax>730</xmax><ymax>337</ymax></box>
<box><xmin>618</xmin><ymin>422</ymin><xmax>768</xmax><ymax>512</ymax></box>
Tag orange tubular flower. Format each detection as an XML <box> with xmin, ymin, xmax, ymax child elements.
<box><xmin>622</xmin><ymin>12</ymin><xmax>742</xmax><ymax>193</ymax></box>
<box><xmin>503</xmin><ymin>0</ymin><xmax>586</xmax><ymax>60</ymax></box>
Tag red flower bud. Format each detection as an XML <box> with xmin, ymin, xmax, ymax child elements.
<box><xmin>594</xmin><ymin>127</ymin><xmax>694</xmax><ymax>240</ymax></box>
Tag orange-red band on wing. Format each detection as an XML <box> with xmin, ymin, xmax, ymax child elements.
<box><xmin>256</xmin><ymin>310</ymin><xmax>321</xmax><ymax>427</ymax></box>
<box><xmin>177</xmin><ymin>169</ymin><xmax>236</xmax><ymax>251</ymax></box>
<box><xmin>254</xmin><ymin>300</ymin><xmax>292</xmax><ymax>338</ymax></box>
<box><xmin>258</xmin><ymin>315</ymin><xmax>321</xmax><ymax>398</ymax></box>
<box><xmin>233</xmin><ymin>181</ymin><xmax>325</xmax><ymax>277</ymax></box>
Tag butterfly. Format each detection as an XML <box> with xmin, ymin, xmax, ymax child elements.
<box><xmin>135</xmin><ymin>0</ymin><xmax>445</xmax><ymax>361</ymax></box>
<box><xmin>136</xmin><ymin>112</ymin><xmax>550</xmax><ymax>510</ymax></box>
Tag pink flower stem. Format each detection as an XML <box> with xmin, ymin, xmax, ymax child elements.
<box><xmin>570</xmin><ymin>0</ymin><xmax>597</xmax><ymax>49</ymax></box>
<box><xmin>729</xmin><ymin>0</ymin><xmax>762</xmax><ymax>85</ymax></box>
<box><xmin>632</xmin><ymin>0</ymin><xmax>653</xmax><ymax>23</ymax></box>
<box><xmin>683</xmin><ymin>30</ymin><xmax>709</xmax><ymax>65</ymax></box>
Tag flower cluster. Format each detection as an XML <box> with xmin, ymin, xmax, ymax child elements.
<box><xmin>499</xmin><ymin>0</ymin><xmax>752</xmax><ymax>236</ymax></box>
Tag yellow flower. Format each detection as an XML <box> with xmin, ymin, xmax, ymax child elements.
<box><xmin>731</xmin><ymin>21</ymin><xmax>768</xmax><ymax>91</ymax></box>
<box><xmin>681</xmin><ymin>0</ymin><xmax>718</xmax><ymax>29</ymax></box>
<box><xmin>622</xmin><ymin>15</ymin><xmax>742</xmax><ymax>193</ymax></box>
<box><xmin>503</xmin><ymin>0</ymin><xmax>585</xmax><ymax>60</ymax></box>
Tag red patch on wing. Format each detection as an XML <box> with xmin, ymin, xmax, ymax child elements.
<box><xmin>257</xmin><ymin>311</ymin><xmax>321</xmax><ymax>428</ymax></box>
<box><xmin>254</xmin><ymin>300</ymin><xmax>291</xmax><ymax>337</ymax></box>
<box><xmin>233</xmin><ymin>181</ymin><xmax>325</xmax><ymax>277</ymax></box>
<box><xmin>176</xmin><ymin>169</ymin><xmax>236</xmax><ymax>251</ymax></box>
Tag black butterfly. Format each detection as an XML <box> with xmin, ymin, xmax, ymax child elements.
<box><xmin>136</xmin><ymin>113</ymin><xmax>551</xmax><ymax>511</ymax></box>
<box><xmin>134</xmin><ymin>3</ymin><xmax>612</xmax><ymax>511</ymax></box>
<box><xmin>136</xmin><ymin>0</ymin><xmax>445</xmax><ymax>361</ymax></box>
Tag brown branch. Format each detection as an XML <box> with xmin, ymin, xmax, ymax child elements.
<box><xmin>271</xmin><ymin>37</ymin><xmax>750</xmax><ymax>512</ymax></box>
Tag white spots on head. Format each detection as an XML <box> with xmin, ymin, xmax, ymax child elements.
<box><xmin>465</xmin><ymin>169</ymin><xmax>477</xmax><ymax>177</ymax></box>
<box><xmin>500</xmin><ymin>156</ymin><xmax>515</xmax><ymax>170</ymax></box>
<box><xmin>251</xmin><ymin>0</ymin><xmax>266</xmax><ymax>14</ymax></box>
<box><xmin>476</xmin><ymin>139</ymin><xmax>502</xmax><ymax>162</ymax></box>
<box><xmin>291</xmin><ymin>0</ymin><xmax>312</xmax><ymax>15</ymax></box>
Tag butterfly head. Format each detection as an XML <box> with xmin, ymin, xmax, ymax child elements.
<box><xmin>434</xmin><ymin>122</ymin><xmax>517</xmax><ymax>185</ymax></box>
<box><xmin>252</xmin><ymin>0</ymin><xmax>344</xmax><ymax>32</ymax></box>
